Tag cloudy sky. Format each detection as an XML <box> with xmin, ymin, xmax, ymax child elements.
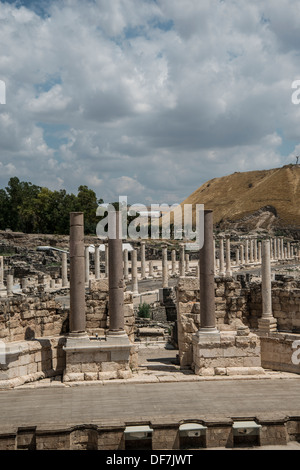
<box><xmin>0</xmin><ymin>0</ymin><xmax>300</xmax><ymax>206</ymax></box>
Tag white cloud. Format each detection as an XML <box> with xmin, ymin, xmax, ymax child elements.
<box><xmin>0</xmin><ymin>0</ymin><xmax>299</xmax><ymax>206</ymax></box>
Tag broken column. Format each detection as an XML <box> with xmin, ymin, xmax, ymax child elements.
<box><xmin>258</xmin><ymin>239</ymin><xmax>277</xmax><ymax>333</ymax></box>
<box><xmin>62</xmin><ymin>252</ymin><xmax>68</xmax><ymax>287</ymax></box>
<box><xmin>6</xmin><ymin>274</ymin><xmax>13</xmax><ymax>296</ymax></box>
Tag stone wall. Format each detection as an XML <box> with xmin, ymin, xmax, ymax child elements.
<box><xmin>0</xmin><ymin>279</ymin><xmax>135</xmax><ymax>344</ymax></box>
<box><xmin>249</xmin><ymin>277</ymin><xmax>300</xmax><ymax>332</ymax></box>
<box><xmin>260</xmin><ymin>332</ymin><xmax>300</xmax><ymax>374</ymax></box>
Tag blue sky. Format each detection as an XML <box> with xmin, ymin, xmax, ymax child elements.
<box><xmin>0</xmin><ymin>0</ymin><xmax>300</xmax><ymax>205</ymax></box>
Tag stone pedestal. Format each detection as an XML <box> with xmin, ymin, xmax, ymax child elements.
<box><xmin>192</xmin><ymin>329</ymin><xmax>264</xmax><ymax>376</ymax></box>
<box><xmin>63</xmin><ymin>333</ymin><xmax>134</xmax><ymax>382</ymax></box>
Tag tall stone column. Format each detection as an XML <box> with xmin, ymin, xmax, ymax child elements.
<box><xmin>123</xmin><ymin>249</ymin><xmax>129</xmax><ymax>281</ymax></box>
<box><xmin>108</xmin><ymin>211</ymin><xmax>125</xmax><ymax>335</ymax></box>
<box><xmin>171</xmin><ymin>249</ymin><xmax>176</xmax><ymax>274</ymax></box>
<box><xmin>258</xmin><ymin>239</ymin><xmax>277</xmax><ymax>333</ymax></box>
<box><xmin>94</xmin><ymin>245</ymin><xmax>100</xmax><ymax>280</ymax></box>
<box><xmin>219</xmin><ymin>236</ymin><xmax>225</xmax><ymax>276</ymax></box>
<box><xmin>69</xmin><ymin>212</ymin><xmax>87</xmax><ymax>336</ymax></box>
<box><xmin>131</xmin><ymin>249</ymin><xmax>138</xmax><ymax>294</ymax></box>
<box><xmin>162</xmin><ymin>244</ymin><xmax>168</xmax><ymax>288</ymax></box>
<box><xmin>198</xmin><ymin>210</ymin><xmax>218</xmax><ymax>333</ymax></box>
<box><xmin>0</xmin><ymin>256</ymin><xmax>4</xmax><ymax>289</ymax></box>
<box><xmin>225</xmin><ymin>236</ymin><xmax>232</xmax><ymax>277</ymax></box>
<box><xmin>105</xmin><ymin>243</ymin><xmax>109</xmax><ymax>278</ymax></box>
<box><xmin>62</xmin><ymin>252</ymin><xmax>68</xmax><ymax>287</ymax></box>
<box><xmin>84</xmin><ymin>246</ymin><xmax>90</xmax><ymax>283</ymax></box>
<box><xmin>179</xmin><ymin>243</ymin><xmax>185</xmax><ymax>277</ymax></box>
<box><xmin>140</xmin><ymin>241</ymin><xmax>146</xmax><ymax>279</ymax></box>
<box><xmin>270</xmin><ymin>239</ymin><xmax>274</xmax><ymax>260</ymax></box>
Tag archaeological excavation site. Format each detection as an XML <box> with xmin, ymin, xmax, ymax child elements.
<box><xmin>0</xmin><ymin>207</ymin><xmax>300</xmax><ymax>451</ymax></box>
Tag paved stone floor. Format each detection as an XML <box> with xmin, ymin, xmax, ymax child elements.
<box><xmin>1</xmin><ymin>373</ymin><xmax>300</xmax><ymax>430</ymax></box>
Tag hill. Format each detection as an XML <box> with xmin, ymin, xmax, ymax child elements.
<box><xmin>170</xmin><ymin>164</ymin><xmax>300</xmax><ymax>233</ymax></box>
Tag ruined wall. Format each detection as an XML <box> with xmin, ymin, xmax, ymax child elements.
<box><xmin>249</xmin><ymin>277</ymin><xmax>300</xmax><ymax>332</ymax></box>
<box><xmin>0</xmin><ymin>279</ymin><xmax>135</xmax><ymax>344</ymax></box>
<box><xmin>176</xmin><ymin>275</ymin><xmax>300</xmax><ymax>369</ymax></box>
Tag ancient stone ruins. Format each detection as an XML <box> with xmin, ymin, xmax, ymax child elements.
<box><xmin>0</xmin><ymin>210</ymin><xmax>300</xmax><ymax>449</ymax></box>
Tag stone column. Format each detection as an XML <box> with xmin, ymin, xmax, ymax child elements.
<box><xmin>131</xmin><ymin>249</ymin><xmax>138</xmax><ymax>294</ymax></box>
<box><xmin>149</xmin><ymin>260</ymin><xmax>153</xmax><ymax>277</ymax></box>
<box><xmin>62</xmin><ymin>252</ymin><xmax>68</xmax><ymax>287</ymax></box>
<box><xmin>281</xmin><ymin>238</ymin><xmax>284</xmax><ymax>260</ymax></box>
<box><xmin>274</xmin><ymin>238</ymin><xmax>277</xmax><ymax>259</ymax></box>
<box><xmin>123</xmin><ymin>249</ymin><xmax>129</xmax><ymax>281</ymax></box>
<box><xmin>6</xmin><ymin>274</ymin><xmax>13</xmax><ymax>296</ymax></box>
<box><xmin>94</xmin><ymin>245</ymin><xmax>100</xmax><ymax>280</ymax></box>
<box><xmin>105</xmin><ymin>243</ymin><xmax>109</xmax><ymax>278</ymax></box>
<box><xmin>235</xmin><ymin>247</ymin><xmax>240</xmax><ymax>266</ymax></box>
<box><xmin>84</xmin><ymin>246</ymin><xmax>90</xmax><ymax>283</ymax></box>
<box><xmin>278</xmin><ymin>238</ymin><xmax>282</xmax><ymax>260</ymax></box>
<box><xmin>240</xmin><ymin>244</ymin><xmax>244</xmax><ymax>265</ymax></box>
<box><xmin>69</xmin><ymin>212</ymin><xmax>87</xmax><ymax>336</ymax></box>
<box><xmin>254</xmin><ymin>239</ymin><xmax>258</xmax><ymax>263</ymax></box>
<box><xmin>213</xmin><ymin>236</ymin><xmax>216</xmax><ymax>274</ymax></box>
<box><xmin>287</xmin><ymin>242</ymin><xmax>291</xmax><ymax>260</ymax></box>
<box><xmin>219</xmin><ymin>236</ymin><xmax>225</xmax><ymax>276</ymax></box>
<box><xmin>21</xmin><ymin>277</ymin><xmax>28</xmax><ymax>289</ymax></box>
<box><xmin>162</xmin><ymin>244</ymin><xmax>168</xmax><ymax>288</ymax></box>
<box><xmin>225</xmin><ymin>236</ymin><xmax>232</xmax><ymax>277</ymax></box>
<box><xmin>108</xmin><ymin>211</ymin><xmax>125</xmax><ymax>334</ymax></box>
<box><xmin>140</xmin><ymin>241</ymin><xmax>146</xmax><ymax>279</ymax></box>
<box><xmin>270</xmin><ymin>239</ymin><xmax>274</xmax><ymax>260</ymax></box>
<box><xmin>198</xmin><ymin>210</ymin><xmax>218</xmax><ymax>332</ymax></box>
<box><xmin>171</xmin><ymin>249</ymin><xmax>176</xmax><ymax>274</ymax></box>
<box><xmin>179</xmin><ymin>244</ymin><xmax>185</xmax><ymax>277</ymax></box>
<box><xmin>0</xmin><ymin>256</ymin><xmax>4</xmax><ymax>289</ymax></box>
<box><xmin>250</xmin><ymin>239</ymin><xmax>254</xmax><ymax>263</ymax></box>
<box><xmin>185</xmin><ymin>253</ymin><xmax>190</xmax><ymax>272</ymax></box>
<box><xmin>245</xmin><ymin>238</ymin><xmax>249</xmax><ymax>265</ymax></box>
<box><xmin>258</xmin><ymin>241</ymin><xmax>262</xmax><ymax>263</ymax></box>
<box><xmin>258</xmin><ymin>239</ymin><xmax>277</xmax><ymax>333</ymax></box>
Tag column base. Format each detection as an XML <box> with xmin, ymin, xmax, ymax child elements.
<box><xmin>258</xmin><ymin>317</ymin><xmax>277</xmax><ymax>333</ymax></box>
